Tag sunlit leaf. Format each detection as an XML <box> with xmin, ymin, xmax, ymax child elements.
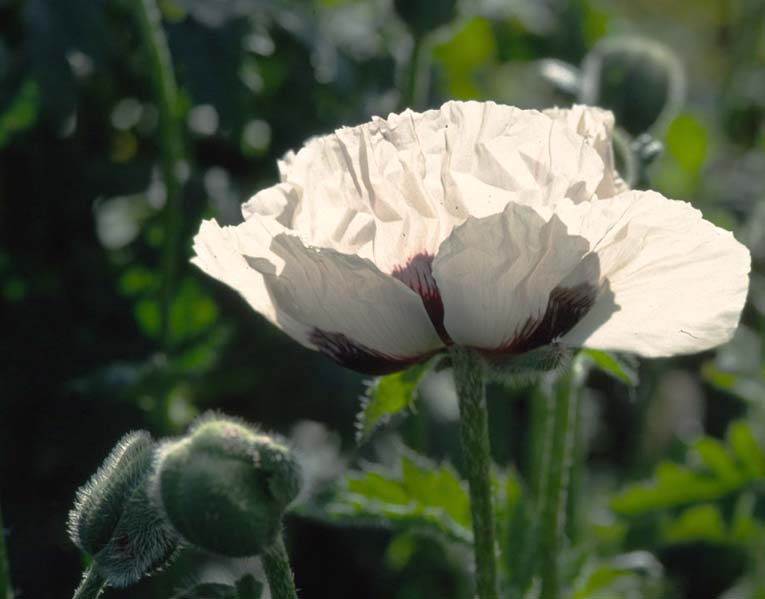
<box><xmin>662</xmin><ymin>504</ymin><xmax>727</xmax><ymax>544</ymax></box>
<box><xmin>433</xmin><ymin>17</ymin><xmax>496</xmax><ymax>99</ymax></box>
<box><xmin>727</xmin><ymin>422</ymin><xmax>765</xmax><ymax>479</ymax></box>
<box><xmin>324</xmin><ymin>451</ymin><xmax>473</xmax><ymax>544</ymax></box>
<box><xmin>666</xmin><ymin>114</ymin><xmax>708</xmax><ymax>174</ymax></box>
<box><xmin>356</xmin><ymin>361</ymin><xmax>431</xmax><ymax>443</ymax></box>
<box><xmin>580</xmin><ymin>349</ymin><xmax>639</xmax><ymax>386</ymax></box>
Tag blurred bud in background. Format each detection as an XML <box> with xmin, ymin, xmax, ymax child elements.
<box><xmin>393</xmin><ymin>0</ymin><xmax>457</xmax><ymax>36</ymax></box>
<box><xmin>67</xmin><ymin>431</ymin><xmax>179</xmax><ymax>588</ymax></box>
<box><xmin>580</xmin><ymin>36</ymin><xmax>686</xmax><ymax>136</ymax></box>
<box><xmin>151</xmin><ymin>413</ymin><xmax>301</xmax><ymax>558</ymax></box>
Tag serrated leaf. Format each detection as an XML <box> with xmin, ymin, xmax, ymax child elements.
<box><xmin>580</xmin><ymin>349</ymin><xmax>638</xmax><ymax>386</ymax></box>
<box><xmin>612</xmin><ymin>462</ymin><xmax>735</xmax><ymax>515</ymax></box>
<box><xmin>324</xmin><ymin>451</ymin><xmax>473</xmax><ymax>544</ymax></box>
<box><xmin>612</xmin><ymin>421</ymin><xmax>765</xmax><ymax>516</ymax></box>
<box><xmin>356</xmin><ymin>362</ymin><xmax>431</xmax><ymax>443</ymax></box>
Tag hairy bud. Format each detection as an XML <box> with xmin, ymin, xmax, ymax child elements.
<box><xmin>151</xmin><ymin>414</ymin><xmax>301</xmax><ymax>557</ymax></box>
<box><xmin>67</xmin><ymin>431</ymin><xmax>178</xmax><ymax>588</ymax></box>
<box><xmin>580</xmin><ymin>37</ymin><xmax>685</xmax><ymax>135</ymax></box>
<box><xmin>393</xmin><ymin>0</ymin><xmax>456</xmax><ymax>35</ymax></box>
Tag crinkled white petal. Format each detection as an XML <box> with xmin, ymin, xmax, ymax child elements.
<box><xmin>559</xmin><ymin>190</ymin><xmax>751</xmax><ymax>356</ymax></box>
<box><xmin>192</xmin><ymin>219</ymin><xmax>312</xmax><ymax>347</ymax></box>
<box><xmin>192</xmin><ymin>218</ymin><xmax>443</xmax><ymax>359</ymax></box>
<box><xmin>432</xmin><ymin>200</ymin><xmax>596</xmax><ymax>349</ymax></box>
<box><xmin>544</xmin><ymin>105</ymin><xmax>628</xmax><ymax>197</ymax></box>
<box><xmin>242</xmin><ymin>100</ymin><xmax>611</xmax><ymax>274</ymax></box>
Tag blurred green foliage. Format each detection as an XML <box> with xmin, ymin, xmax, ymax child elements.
<box><xmin>1</xmin><ymin>0</ymin><xmax>765</xmax><ymax>598</ymax></box>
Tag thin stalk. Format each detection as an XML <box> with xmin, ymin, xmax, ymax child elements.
<box><xmin>539</xmin><ymin>369</ymin><xmax>580</xmax><ymax>599</ymax></box>
<box><xmin>401</xmin><ymin>32</ymin><xmax>429</xmax><ymax>110</ymax></box>
<box><xmin>565</xmin><ymin>382</ymin><xmax>585</xmax><ymax>543</ymax></box>
<box><xmin>451</xmin><ymin>347</ymin><xmax>499</xmax><ymax>599</ymax></box>
<box><xmin>262</xmin><ymin>534</ymin><xmax>298</xmax><ymax>599</ymax></box>
<box><xmin>0</xmin><ymin>503</ymin><xmax>11</xmax><ymax>599</ymax></box>
<box><xmin>134</xmin><ymin>0</ymin><xmax>185</xmax><ymax>353</ymax></box>
<box><xmin>72</xmin><ymin>567</ymin><xmax>106</xmax><ymax>599</ymax></box>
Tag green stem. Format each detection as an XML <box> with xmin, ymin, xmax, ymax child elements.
<box><xmin>401</xmin><ymin>32</ymin><xmax>429</xmax><ymax>109</ymax></box>
<box><xmin>72</xmin><ymin>567</ymin><xmax>106</xmax><ymax>599</ymax></box>
<box><xmin>134</xmin><ymin>0</ymin><xmax>185</xmax><ymax>353</ymax></box>
<box><xmin>539</xmin><ymin>370</ymin><xmax>580</xmax><ymax>599</ymax></box>
<box><xmin>262</xmin><ymin>534</ymin><xmax>298</xmax><ymax>599</ymax></box>
<box><xmin>451</xmin><ymin>347</ymin><xmax>499</xmax><ymax>599</ymax></box>
<box><xmin>0</xmin><ymin>502</ymin><xmax>11</xmax><ymax>599</ymax></box>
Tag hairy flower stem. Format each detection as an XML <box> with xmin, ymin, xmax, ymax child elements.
<box><xmin>0</xmin><ymin>503</ymin><xmax>11</xmax><ymax>599</ymax></box>
<box><xmin>262</xmin><ymin>534</ymin><xmax>298</xmax><ymax>599</ymax></box>
<box><xmin>134</xmin><ymin>0</ymin><xmax>185</xmax><ymax>353</ymax></box>
<box><xmin>451</xmin><ymin>347</ymin><xmax>499</xmax><ymax>599</ymax></box>
<box><xmin>539</xmin><ymin>370</ymin><xmax>580</xmax><ymax>599</ymax></box>
<box><xmin>72</xmin><ymin>567</ymin><xmax>105</xmax><ymax>599</ymax></box>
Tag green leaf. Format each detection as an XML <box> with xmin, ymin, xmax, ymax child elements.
<box><xmin>727</xmin><ymin>422</ymin><xmax>765</xmax><ymax>479</ymax></box>
<box><xmin>571</xmin><ymin>552</ymin><xmax>664</xmax><ymax>599</ymax></box>
<box><xmin>0</xmin><ymin>79</ymin><xmax>40</xmax><ymax>148</ymax></box>
<box><xmin>432</xmin><ymin>17</ymin><xmax>496</xmax><ymax>99</ymax></box>
<box><xmin>662</xmin><ymin>504</ymin><xmax>727</xmax><ymax>544</ymax></box>
<box><xmin>693</xmin><ymin>438</ymin><xmax>743</xmax><ymax>485</ymax></box>
<box><xmin>579</xmin><ymin>349</ymin><xmax>639</xmax><ymax>386</ymax></box>
<box><xmin>612</xmin><ymin>421</ymin><xmax>765</xmax><ymax>516</ymax></box>
<box><xmin>701</xmin><ymin>362</ymin><xmax>765</xmax><ymax>405</ymax></box>
<box><xmin>356</xmin><ymin>361</ymin><xmax>431</xmax><ymax>443</ymax></box>
<box><xmin>666</xmin><ymin>114</ymin><xmax>708</xmax><ymax>174</ymax></box>
<box><xmin>324</xmin><ymin>451</ymin><xmax>473</xmax><ymax>544</ymax></box>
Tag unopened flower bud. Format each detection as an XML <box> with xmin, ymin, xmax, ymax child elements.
<box><xmin>393</xmin><ymin>0</ymin><xmax>456</xmax><ymax>35</ymax></box>
<box><xmin>580</xmin><ymin>37</ymin><xmax>685</xmax><ymax>135</ymax></box>
<box><xmin>151</xmin><ymin>414</ymin><xmax>301</xmax><ymax>557</ymax></box>
<box><xmin>67</xmin><ymin>431</ymin><xmax>178</xmax><ymax>588</ymax></box>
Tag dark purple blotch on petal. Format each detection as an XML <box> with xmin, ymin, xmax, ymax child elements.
<box><xmin>480</xmin><ymin>282</ymin><xmax>598</xmax><ymax>359</ymax></box>
<box><xmin>391</xmin><ymin>253</ymin><xmax>452</xmax><ymax>345</ymax></box>
<box><xmin>309</xmin><ymin>329</ymin><xmax>434</xmax><ymax>375</ymax></box>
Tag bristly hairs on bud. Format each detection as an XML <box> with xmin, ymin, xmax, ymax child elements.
<box><xmin>67</xmin><ymin>430</ymin><xmax>179</xmax><ymax>591</ymax></box>
<box><xmin>67</xmin><ymin>431</ymin><xmax>153</xmax><ymax>552</ymax></box>
<box><xmin>148</xmin><ymin>412</ymin><xmax>302</xmax><ymax>558</ymax></box>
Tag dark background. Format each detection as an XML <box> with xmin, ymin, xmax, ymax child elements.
<box><xmin>1</xmin><ymin>0</ymin><xmax>765</xmax><ymax>597</ymax></box>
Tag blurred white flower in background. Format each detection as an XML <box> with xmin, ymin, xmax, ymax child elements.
<box><xmin>192</xmin><ymin>101</ymin><xmax>750</xmax><ymax>374</ymax></box>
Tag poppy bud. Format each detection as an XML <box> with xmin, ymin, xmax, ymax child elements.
<box><xmin>580</xmin><ymin>37</ymin><xmax>685</xmax><ymax>135</ymax></box>
<box><xmin>67</xmin><ymin>431</ymin><xmax>178</xmax><ymax>588</ymax></box>
<box><xmin>151</xmin><ymin>414</ymin><xmax>301</xmax><ymax>557</ymax></box>
<box><xmin>393</xmin><ymin>0</ymin><xmax>457</xmax><ymax>35</ymax></box>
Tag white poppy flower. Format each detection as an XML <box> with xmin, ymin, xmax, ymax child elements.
<box><xmin>192</xmin><ymin>101</ymin><xmax>750</xmax><ymax>374</ymax></box>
